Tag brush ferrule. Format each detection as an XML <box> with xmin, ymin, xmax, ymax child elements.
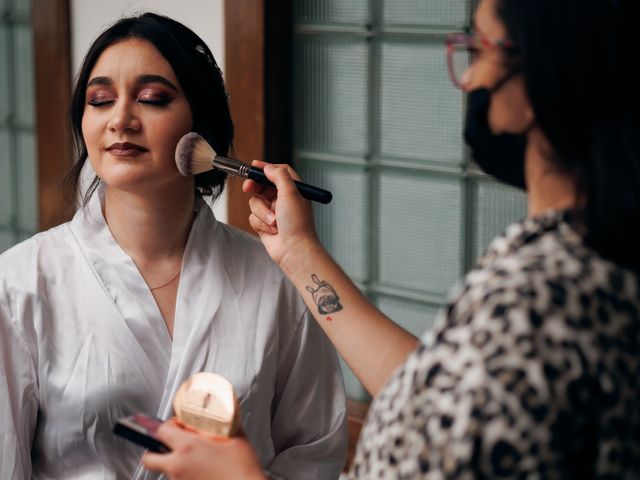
<box><xmin>212</xmin><ymin>156</ymin><xmax>250</xmax><ymax>178</ymax></box>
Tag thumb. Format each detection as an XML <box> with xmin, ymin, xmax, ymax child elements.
<box><xmin>154</xmin><ymin>419</ymin><xmax>194</xmax><ymax>449</ymax></box>
<box><xmin>263</xmin><ymin>165</ymin><xmax>300</xmax><ymax>199</ymax></box>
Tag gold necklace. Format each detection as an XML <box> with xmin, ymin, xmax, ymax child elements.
<box><xmin>149</xmin><ymin>269</ymin><xmax>181</xmax><ymax>291</ymax></box>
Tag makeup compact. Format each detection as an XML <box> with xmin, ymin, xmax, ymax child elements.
<box><xmin>114</xmin><ymin>372</ymin><xmax>238</xmax><ymax>451</ymax></box>
<box><xmin>172</xmin><ymin>372</ymin><xmax>239</xmax><ymax>437</ymax></box>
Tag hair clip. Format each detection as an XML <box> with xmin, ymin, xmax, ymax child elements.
<box><xmin>195</xmin><ymin>44</ymin><xmax>214</xmax><ymax>66</ymax></box>
<box><xmin>195</xmin><ymin>45</ymin><xmax>230</xmax><ymax>100</ymax></box>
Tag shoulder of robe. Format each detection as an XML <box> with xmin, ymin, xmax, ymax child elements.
<box><xmin>215</xmin><ymin>222</ymin><xmax>285</xmax><ymax>275</ymax></box>
<box><xmin>0</xmin><ymin>222</ymin><xmax>75</xmax><ymax>290</ymax></box>
<box><xmin>215</xmin><ymin>222</ymin><xmax>309</xmax><ymax>315</ymax></box>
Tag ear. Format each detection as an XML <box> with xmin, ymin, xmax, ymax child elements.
<box><xmin>306</xmin><ymin>286</ymin><xmax>315</xmax><ymax>294</ymax></box>
<box><xmin>311</xmin><ymin>274</ymin><xmax>321</xmax><ymax>285</ymax></box>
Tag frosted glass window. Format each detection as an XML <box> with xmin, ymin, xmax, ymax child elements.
<box><xmin>17</xmin><ymin>131</ymin><xmax>37</xmax><ymax>232</ymax></box>
<box><xmin>297</xmin><ymin>163</ymin><xmax>369</xmax><ymax>282</ymax></box>
<box><xmin>0</xmin><ymin>26</ymin><xmax>9</xmax><ymax>123</ymax></box>
<box><xmin>377</xmin><ymin>296</ymin><xmax>439</xmax><ymax>337</ymax></box>
<box><xmin>14</xmin><ymin>25</ymin><xmax>35</xmax><ymax>126</ymax></box>
<box><xmin>0</xmin><ymin>129</ymin><xmax>13</xmax><ymax>224</ymax></box>
<box><xmin>294</xmin><ymin>38</ymin><xmax>368</xmax><ymax>156</ymax></box>
<box><xmin>472</xmin><ymin>179</ymin><xmax>527</xmax><ymax>262</ymax></box>
<box><xmin>0</xmin><ymin>230</ymin><xmax>15</xmax><ymax>252</ymax></box>
<box><xmin>379</xmin><ymin>172</ymin><xmax>461</xmax><ymax>295</ymax></box>
<box><xmin>293</xmin><ymin>0</ymin><xmax>525</xmax><ymax>401</ymax></box>
<box><xmin>295</xmin><ymin>0</ymin><xmax>368</xmax><ymax>25</ymax></box>
<box><xmin>0</xmin><ymin>0</ymin><xmax>37</xmax><ymax>253</ymax></box>
<box><xmin>383</xmin><ymin>0</ymin><xmax>469</xmax><ymax>28</ymax></box>
<box><xmin>14</xmin><ymin>0</ymin><xmax>30</xmax><ymax>17</ymax></box>
<box><xmin>380</xmin><ymin>41</ymin><xmax>465</xmax><ymax>164</ymax></box>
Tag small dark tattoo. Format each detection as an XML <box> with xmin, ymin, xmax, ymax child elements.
<box><xmin>306</xmin><ymin>274</ymin><xmax>343</xmax><ymax>315</ymax></box>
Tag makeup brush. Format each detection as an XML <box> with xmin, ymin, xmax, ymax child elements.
<box><xmin>175</xmin><ymin>132</ymin><xmax>332</xmax><ymax>204</ymax></box>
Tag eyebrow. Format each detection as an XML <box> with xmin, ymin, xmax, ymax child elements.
<box><xmin>86</xmin><ymin>74</ymin><xmax>178</xmax><ymax>91</ymax></box>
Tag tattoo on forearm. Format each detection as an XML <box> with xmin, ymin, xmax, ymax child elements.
<box><xmin>306</xmin><ymin>274</ymin><xmax>343</xmax><ymax>315</ymax></box>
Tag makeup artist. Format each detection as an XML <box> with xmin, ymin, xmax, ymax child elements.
<box><xmin>0</xmin><ymin>13</ymin><xmax>347</xmax><ymax>479</ymax></box>
<box><xmin>143</xmin><ymin>0</ymin><xmax>640</xmax><ymax>478</ymax></box>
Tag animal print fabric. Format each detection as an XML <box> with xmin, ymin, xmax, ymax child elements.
<box><xmin>349</xmin><ymin>210</ymin><xmax>640</xmax><ymax>479</ymax></box>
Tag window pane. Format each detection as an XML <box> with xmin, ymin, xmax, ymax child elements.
<box><xmin>0</xmin><ymin>128</ymin><xmax>13</xmax><ymax>226</ymax></box>
<box><xmin>16</xmin><ymin>131</ymin><xmax>37</xmax><ymax>232</ymax></box>
<box><xmin>472</xmin><ymin>179</ymin><xmax>527</xmax><ymax>262</ymax></box>
<box><xmin>380</xmin><ymin>41</ymin><xmax>465</xmax><ymax>164</ymax></box>
<box><xmin>14</xmin><ymin>24</ymin><xmax>35</xmax><ymax>126</ymax></box>
<box><xmin>0</xmin><ymin>26</ymin><xmax>9</xmax><ymax>124</ymax></box>
<box><xmin>297</xmin><ymin>162</ymin><xmax>368</xmax><ymax>282</ymax></box>
<box><xmin>13</xmin><ymin>0</ymin><xmax>31</xmax><ymax>16</ymax></box>
<box><xmin>383</xmin><ymin>0</ymin><xmax>469</xmax><ymax>28</ymax></box>
<box><xmin>0</xmin><ymin>229</ymin><xmax>16</xmax><ymax>253</ymax></box>
<box><xmin>338</xmin><ymin>357</ymin><xmax>370</xmax><ymax>402</ymax></box>
<box><xmin>377</xmin><ymin>296</ymin><xmax>439</xmax><ymax>338</ymax></box>
<box><xmin>294</xmin><ymin>38</ymin><xmax>368</xmax><ymax>156</ymax></box>
<box><xmin>295</xmin><ymin>0</ymin><xmax>368</xmax><ymax>25</ymax></box>
<box><xmin>378</xmin><ymin>172</ymin><xmax>461</xmax><ymax>295</ymax></box>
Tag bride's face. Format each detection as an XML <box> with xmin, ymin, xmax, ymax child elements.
<box><xmin>81</xmin><ymin>37</ymin><xmax>193</xmax><ymax>193</ymax></box>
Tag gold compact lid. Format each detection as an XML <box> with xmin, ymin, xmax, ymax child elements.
<box><xmin>173</xmin><ymin>372</ymin><xmax>238</xmax><ymax>436</ymax></box>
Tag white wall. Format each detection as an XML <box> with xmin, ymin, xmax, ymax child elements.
<box><xmin>70</xmin><ymin>0</ymin><xmax>228</xmax><ymax>222</ymax></box>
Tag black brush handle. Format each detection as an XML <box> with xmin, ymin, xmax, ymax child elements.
<box><xmin>247</xmin><ymin>167</ymin><xmax>332</xmax><ymax>204</ymax></box>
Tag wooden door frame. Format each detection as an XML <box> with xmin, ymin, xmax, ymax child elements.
<box><xmin>32</xmin><ymin>0</ymin><xmax>74</xmax><ymax>230</ymax></box>
<box><xmin>224</xmin><ymin>0</ymin><xmax>292</xmax><ymax>232</ymax></box>
<box><xmin>224</xmin><ymin>0</ymin><xmax>369</xmax><ymax>470</ymax></box>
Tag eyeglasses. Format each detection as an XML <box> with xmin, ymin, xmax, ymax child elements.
<box><xmin>445</xmin><ymin>32</ymin><xmax>518</xmax><ymax>89</ymax></box>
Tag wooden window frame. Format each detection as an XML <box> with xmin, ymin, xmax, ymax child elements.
<box><xmin>32</xmin><ymin>0</ymin><xmax>74</xmax><ymax>230</ymax></box>
<box><xmin>224</xmin><ymin>0</ymin><xmax>368</xmax><ymax>470</ymax></box>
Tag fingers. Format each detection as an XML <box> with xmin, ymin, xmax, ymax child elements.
<box><xmin>249</xmin><ymin>213</ymin><xmax>277</xmax><ymax>236</ymax></box>
<box><xmin>154</xmin><ymin>419</ymin><xmax>191</xmax><ymax>447</ymax></box>
<box><xmin>244</xmin><ymin>161</ymin><xmax>304</xmax><ymax>202</ymax></box>
<box><xmin>248</xmin><ymin>196</ymin><xmax>276</xmax><ymax>226</ymax></box>
<box><xmin>262</xmin><ymin>165</ymin><xmax>301</xmax><ymax>198</ymax></box>
<box><xmin>141</xmin><ymin>450</ymin><xmax>169</xmax><ymax>473</ymax></box>
<box><xmin>252</xmin><ymin>160</ymin><xmax>302</xmax><ymax>182</ymax></box>
<box><xmin>250</xmin><ymin>159</ymin><xmax>269</xmax><ymax>169</ymax></box>
<box><xmin>242</xmin><ymin>178</ymin><xmax>270</xmax><ymax>197</ymax></box>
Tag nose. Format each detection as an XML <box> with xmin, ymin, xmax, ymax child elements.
<box><xmin>107</xmin><ymin>100</ymin><xmax>141</xmax><ymax>133</ymax></box>
<box><xmin>459</xmin><ymin>65</ymin><xmax>474</xmax><ymax>92</ymax></box>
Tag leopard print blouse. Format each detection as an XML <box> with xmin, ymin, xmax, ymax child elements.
<box><xmin>350</xmin><ymin>210</ymin><xmax>640</xmax><ymax>479</ymax></box>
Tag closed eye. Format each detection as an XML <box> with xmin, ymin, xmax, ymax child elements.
<box><xmin>87</xmin><ymin>99</ymin><xmax>115</xmax><ymax>107</ymax></box>
<box><xmin>138</xmin><ymin>97</ymin><xmax>172</xmax><ymax>107</ymax></box>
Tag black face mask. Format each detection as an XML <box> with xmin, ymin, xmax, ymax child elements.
<box><xmin>464</xmin><ymin>87</ymin><xmax>528</xmax><ymax>190</ymax></box>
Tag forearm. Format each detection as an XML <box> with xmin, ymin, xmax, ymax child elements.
<box><xmin>281</xmin><ymin>241</ymin><xmax>419</xmax><ymax>397</ymax></box>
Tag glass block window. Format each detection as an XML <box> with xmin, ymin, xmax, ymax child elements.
<box><xmin>0</xmin><ymin>0</ymin><xmax>37</xmax><ymax>253</ymax></box>
<box><xmin>293</xmin><ymin>0</ymin><xmax>527</xmax><ymax>401</ymax></box>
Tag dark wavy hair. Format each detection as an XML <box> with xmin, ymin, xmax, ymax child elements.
<box><xmin>65</xmin><ymin>12</ymin><xmax>234</xmax><ymax>204</ymax></box>
<box><xmin>497</xmin><ymin>0</ymin><xmax>640</xmax><ymax>272</ymax></box>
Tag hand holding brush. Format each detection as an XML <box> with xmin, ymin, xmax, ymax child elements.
<box><xmin>175</xmin><ymin>133</ymin><xmax>332</xmax><ymax>204</ymax></box>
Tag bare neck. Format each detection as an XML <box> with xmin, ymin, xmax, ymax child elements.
<box><xmin>103</xmin><ymin>183</ymin><xmax>195</xmax><ymax>262</ymax></box>
<box><xmin>525</xmin><ymin>127</ymin><xmax>580</xmax><ymax>218</ymax></box>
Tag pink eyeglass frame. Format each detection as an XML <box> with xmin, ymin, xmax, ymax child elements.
<box><xmin>445</xmin><ymin>32</ymin><xmax>517</xmax><ymax>89</ymax></box>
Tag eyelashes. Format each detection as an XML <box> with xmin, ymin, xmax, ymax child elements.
<box><xmin>87</xmin><ymin>98</ymin><xmax>114</xmax><ymax>107</ymax></box>
<box><xmin>86</xmin><ymin>94</ymin><xmax>173</xmax><ymax>108</ymax></box>
<box><xmin>138</xmin><ymin>96</ymin><xmax>172</xmax><ymax>106</ymax></box>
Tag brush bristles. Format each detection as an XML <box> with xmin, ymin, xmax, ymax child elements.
<box><xmin>175</xmin><ymin>132</ymin><xmax>217</xmax><ymax>176</ymax></box>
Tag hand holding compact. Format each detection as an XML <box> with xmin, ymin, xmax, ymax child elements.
<box><xmin>142</xmin><ymin>419</ymin><xmax>265</xmax><ymax>480</ymax></box>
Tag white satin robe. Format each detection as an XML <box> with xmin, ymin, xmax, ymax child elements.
<box><xmin>0</xmin><ymin>189</ymin><xmax>347</xmax><ymax>479</ymax></box>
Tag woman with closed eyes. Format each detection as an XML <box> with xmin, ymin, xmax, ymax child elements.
<box><xmin>0</xmin><ymin>13</ymin><xmax>347</xmax><ymax>479</ymax></box>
